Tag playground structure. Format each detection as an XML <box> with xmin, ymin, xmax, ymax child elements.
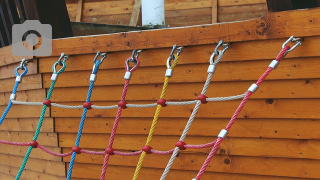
<box><xmin>0</xmin><ymin>5</ymin><xmax>320</xmax><ymax>180</ymax></box>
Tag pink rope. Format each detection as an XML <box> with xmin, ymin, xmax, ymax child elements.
<box><xmin>0</xmin><ymin>139</ymin><xmax>30</xmax><ymax>146</ymax></box>
<box><xmin>185</xmin><ymin>140</ymin><xmax>217</xmax><ymax>149</ymax></box>
<box><xmin>151</xmin><ymin>149</ymin><xmax>174</xmax><ymax>155</ymax></box>
<box><xmin>80</xmin><ymin>149</ymin><xmax>105</xmax><ymax>155</ymax></box>
<box><xmin>37</xmin><ymin>145</ymin><xmax>73</xmax><ymax>157</ymax></box>
<box><xmin>114</xmin><ymin>150</ymin><xmax>142</xmax><ymax>156</ymax></box>
<box><xmin>100</xmin><ymin>57</ymin><xmax>140</xmax><ymax>180</ymax></box>
<box><xmin>194</xmin><ymin>45</ymin><xmax>291</xmax><ymax>180</ymax></box>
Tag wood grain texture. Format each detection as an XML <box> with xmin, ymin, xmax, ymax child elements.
<box><xmin>0</xmin><ymin>118</ymin><xmax>53</xmax><ymax>132</ymax></box>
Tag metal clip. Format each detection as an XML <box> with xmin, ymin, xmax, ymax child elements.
<box><xmin>15</xmin><ymin>59</ymin><xmax>28</xmax><ymax>77</ymax></box>
<box><xmin>282</xmin><ymin>36</ymin><xmax>303</xmax><ymax>52</ymax></box>
<box><xmin>210</xmin><ymin>40</ymin><xmax>229</xmax><ymax>64</ymax></box>
<box><xmin>131</xmin><ymin>49</ymin><xmax>142</xmax><ymax>61</ymax></box>
<box><xmin>167</xmin><ymin>45</ymin><xmax>183</xmax><ymax>69</ymax></box>
<box><xmin>93</xmin><ymin>51</ymin><xmax>107</xmax><ymax>63</ymax></box>
<box><xmin>57</xmin><ymin>53</ymin><xmax>69</xmax><ymax>66</ymax></box>
<box><xmin>19</xmin><ymin>59</ymin><xmax>28</xmax><ymax>70</ymax></box>
<box><xmin>53</xmin><ymin>56</ymin><xmax>67</xmax><ymax>74</ymax></box>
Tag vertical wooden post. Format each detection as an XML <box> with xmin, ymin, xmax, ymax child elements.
<box><xmin>129</xmin><ymin>0</ymin><xmax>142</xmax><ymax>26</ymax></box>
<box><xmin>212</xmin><ymin>0</ymin><xmax>218</xmax><ymax>23</ymax></box>
<box><xmin>76</xmin><ymin>0</ymin><xmax>83</xmax><ymax>22</ymax></box>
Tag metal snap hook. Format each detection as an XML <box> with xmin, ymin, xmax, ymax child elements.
<box><xmin>125</xmin><ymin>57</ymin><xmax>139</xmax><ymax>72</ymax></box>
<box><xmin>93</xmin><ymin>51</ymin><xmax>107</xmax><ymax>63</ymax></box>
<box><xmin>282</xmin><ymin>36</ymin><xmax>303</xmax><ymax>52</ymax></box>
<box><xmin>15</xmin><ymin>59</ymin><xmax>29</xmax><ymax>77</ymax></box>
<box><xmin>167</xmin><ymin>45</ymin><xmax>183</xmax><ymax>69</ymax></box>
<box><xmin>58</xmin><ymin>53</ymin><xmax>69</xmax><ymax>66</ymax></box>
<box><xmin>131</xmin><ymin>49</ymin><xmax>142</xmax><ymax>61</ymax></box>
<box><xmin>210</xmin><ymin>41</ymin><xmax>229</xmax><ymax>64</ymax></box>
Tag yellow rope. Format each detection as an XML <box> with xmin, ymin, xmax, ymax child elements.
<box><xmin>132</xmin><ymin>55</ymin><xmax>179</xmax><ymax>180</ymax></box>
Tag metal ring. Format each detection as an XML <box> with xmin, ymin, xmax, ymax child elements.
<box><xmin>53</xmin><ymin>61</ymin><xmax>66</xmax><ymax>74</ymax></box>
<box><xmin>167</xmin><ymin>45</ymin><xmax>183</xmax><ymax>68</ymax></box>
<box><xmin>58</xmin><ymin>53</ymin><xmax>68</xmax><ymax>65</ymax></box>
<box><xmin>125</xmin><ymin>57</ymin><xmax>139</xmax><ymax>72</ymax></box>
<box><xmin>282</xmin><ymin>36</ymin><xmax>302</xmax><ymax>52</ymax></box>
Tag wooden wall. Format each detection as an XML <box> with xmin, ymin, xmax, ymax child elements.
<box><xmin>65</xmin><ymin>0</ymin><xmax>268</xmax><ymax>27</ymax></box>
<box><xmin>1</xmin><ymin>7</ymin><xmax>320</xmax><ymax>180</ymax></box>
<box><xmin>0</xmin><ymin>46</ymin><xmax>66</xmax><ymax>179</ymax></box>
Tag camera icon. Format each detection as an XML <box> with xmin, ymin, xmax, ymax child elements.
<box><xmin>12</xmin><ymin>20</ymin><xmax>52</xmax><ymax>56</ymax></box>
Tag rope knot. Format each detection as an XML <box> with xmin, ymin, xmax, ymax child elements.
<box><xmin>29</xmin><ymin>141</ymin><xmax>38</xmax><ymax>148</ymax></box>
<box><xmin>157</xmin><ymin>99</ymin><xmax>167</xmax><ymax>107</ymax></box>
<box><xmin>142</xmin><ymin>145</ymin><xmax>153</xmax><ymax>154</ymax></box>
<box><xmin>72</xmin><ymin>146</ymin><xmax>81</xmax><ymax>154</ymax></box>
<box><xmin>105</xmin><ymin>148</ymin><xmax>115</xmax><ymax>155</ymax></box>
<box><xmin>118</xmin><ymin>101</ymin><xmax>127</xmax><ymax>109</ymax></box>
<box><xmin>83</xmin><ymin>102</ymin><xmax>93</xmax><ymax>110</ymax></box>
<box><xmin>175</xmin><ymin>141</ymin><xmax>187</xmax><ymax>150</ymax></box>
<box><xmin>197</xmin><ymin>94</ymin><xmax>208</xmax><ymax>104</ymax></box>
<box><xmin>43</xmin><ymin>100</ymin><xmax>52</xmax><ymax>107</ymax></box>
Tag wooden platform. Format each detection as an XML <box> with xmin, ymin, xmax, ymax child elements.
<box><xmin>1</xmin><ymin>6</ymin><xmax>320</xmax><ymax>180</ymax></box>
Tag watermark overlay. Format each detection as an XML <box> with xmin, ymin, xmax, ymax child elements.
<box><xmin>12</xmin><ymin>20</ymin><xmax>52</xmax><ymax>56</ymax></box>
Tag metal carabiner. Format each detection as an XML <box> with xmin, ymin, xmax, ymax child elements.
<box><xmin>131</xmin><ymin>49</ymin><xmax>142</xmax><ymax>61</ymax></box>
<box><xmin>57</xmin><ymin>53</ymin><xmax>69</xmax><ymax>66</ymax></box>
<box><xmin>282</xmin><ymin>36</ymin><xmax>302</xmax><ymax>52</ymax></box>
<box><xmin>167</xmin><ymin>45</ymin><xmax>184</xmax><ymax>68</ymax></box>
<box><xmin>210</xmin><ymin>40</ymin><xmax>229</xmax><ymax>64</ymax></box>
<box><xmin>19</xmin><ymin>59</ymin><xmax>28</xmax><ymax>70</ymax></box>
<box><xmin>93</xmin><ymin>51</ymin><xmax>107</xmax><ymax>63</ymax></box>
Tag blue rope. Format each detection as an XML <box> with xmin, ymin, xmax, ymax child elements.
<box><xmin>0</xmin><ymin>66</ymin><xmax>28</xmax><ymax>125</ymax></box>
<box><xmin>67</xmin><ymin>60</ymin><xmax>101</xmax><ymax>180</ymax></box>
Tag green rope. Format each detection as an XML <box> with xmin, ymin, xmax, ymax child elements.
<box><xmin>15</xmin><ymin>61</ymin><xmax>66</xmax><ymax>180</ymax></box>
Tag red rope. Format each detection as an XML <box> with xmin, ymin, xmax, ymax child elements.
<box><xmin>194</xmin><ymin>45</ymin><xmax>291</xmax><ymax>180</ymax></box>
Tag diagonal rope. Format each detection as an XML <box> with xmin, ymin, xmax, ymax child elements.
<box><xmin>15</xmin><ymin>61</ymin><xmax>66</xmax><ymax>180</ymax></box>
<box><xmin>100</xmin><ymin>57</ymin><xmax>141</xmax><ymax>180</ymax></box>
<box><xmin>132</xmin><ymin>54</ymin><xmax>180</xmax><ymax>180</ymax></box>
<box><xmin>67</xmin><ymin>59</ymin><xmax>102</xmax><ymax>180</ymax></box>
<box><xmin>160</xmin><ymin>49</ymin><xmax>227</xmax><ymax>180</ymax></box>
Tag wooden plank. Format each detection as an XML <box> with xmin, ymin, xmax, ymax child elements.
<box><xmin>49</xmin><ymin>79</ymin><xmax>320</xmax><ymax>103</ymax></box>
<box><xmin>212</xmin><ymin>0</ymin><xmax>218</xmax><ymax>23</ymax></box>
<box><xmin>0</xmin><ymin>164</ymin><xmax>65</xmax><ymax>180</ymax></box>
<box><xmin>82</xmin><ymin>13</ymin><xmax>131</xmax><ymax>25</ymax></box>
<box><xmin>51</xmin><ymin>99</ymin><xmax>320</xmax><ymax>119</ymax></box>
<box><xmin>0</xmin><ymin>131</ymin><xmax>58</xmax><ymax>146</ymax></box>
<box><xmin>0</xmin><ymin>60</ymin><xmax>38</xmax><ymax>80</ymax></box>
<box><xmin>0</xmin><ymin>104</ymin><xmax>49</xmax><ymax>118</ymax></box>
<box><xmin>42</xmin><ymin>58</ymin><xmax>320</xmax><ymax>87</ymax></box>
<box><xmin>2</xmin><ymin>89</ymin><xmax>46</xmax><ymax>106</ymax></box>
<box><xmin>219</xmin><ymin>4</ymin><xmax>268</xmax><ymax>22</ymax></box>
<box><xmin>129</xmin><ymin>0</ymin><xmax>141</xmax><ymax>26</ymax></box>
<box><xmin>59</xmin><ymin>133</ymin><xmax>320</xmax><ymax>160</ymax></box>
<box><xmin>61</xmin><ymin>163</ymin><xmax>320</xmax><ymax>180</ymax></box>
<box><xmin>63</xmin><ymin>153</ymin><xmax>320</xmax><ymax>179</ymax></box>
<box><xmin>0</xmin><ymin>117</ymin><xmax>53</xmax><ymax>132</ymax></box>
<box><xmin>76</xmin><ymin>0</ymin><xmax>83</xmax><ymax>22</ymax></box>
<box><xmin>218</xmin><ymin>0</ymin><xmax>267</xmax><ymax>7</ymax></box>
<box><xmin>81</xmin><ymin>1</ymin><xmax>135</xmax><ymax>16</ymax></box>
<box><xmin>0</xmin><ymin>144</ymin><xmax>61</xmax><ymax>161</ymax></box>
<box><xmin>0</xmin><ymin>74</ymin><xmax>42</xmax><ymax>93</ymax></box>
<box><xmin>0</xmin><ymin>154</ymin><xmax>65</xmax><ymax>176</ymax></box>
<box><xmin>0</xmin><ymin>43</ymin><xmax>32</xmax><ymax>66</ymax></box>
<box><xmin>166</xmin><ymin>14</ymin><xmax>212</xmax><ymax>27</ymax></box>
<box><xmin>43</xmin><ymin>6</ymin><xmax>320</xmax><ymax>57</ymax></box>
<box><xmin>55</xmin><ymin>117</ymin><xmax>320</xmax><ymax>140</ymax></box>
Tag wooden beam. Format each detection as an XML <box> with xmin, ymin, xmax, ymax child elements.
<box><xmin>129</xmin><ymin>0</ymin><xmax>141</xmax><ymax>26</ymax></box>
<box><xmin>43</xmin><ymin>7</ymin><xmax>320</xmax><ymax>57</ymax></box>
<box><xmin>75</xmin><ymin>0</ymin><xmax>83</xmax><ymax>22</ymax></box>
<box><xmin>211</xmin><ymin>0</ymin><xmax>218</xmax><ymax>23</ymax></box>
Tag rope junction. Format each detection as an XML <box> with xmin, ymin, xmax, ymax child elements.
<box><xmin>0</xmin><ymin>36</ymin><xmax>302</xmax><ymax>180</ymax></box>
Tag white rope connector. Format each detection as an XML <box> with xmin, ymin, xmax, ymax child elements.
<box><xmin>124</xmin><ymin>72</ymin><xmax>132</xmax><ymax>80</ymax></box>
<box><xmin>15</xmin><ymin>76</ymin><xmax>21</xmax><ymax>82</ymax></box>
<box><xmin>89</xmin><ymin>74</ymin><xmax>97</xmax><ymax>82</ymax></box>
<box><xmin>207</xmin><ymin>65</ymin><xmax>216</xmax><ymax>73</ymax></box>
<box><xmin>9</xmin><ymin>94</ymin><xmax>16</xmax><ymax>100</ymax></box>
<box><xmin>165</xmin><ymin>69</ymin><xmax>173</xmax><ymax>77</ymax></box>
<box><xmin>51</xmin><ymin>73</ymin><xmax>58</xmax><ymax>81</ymax></box>
<box><xmin>248</xmin><ymin>83</ymin><xmax>259</xmax><ymax>93</ymax></box>
<box><xmin>217</xmin><ymin>129</ymin><xmax>228</xmax><ymax>139</ymax></box>
<box><xmin>268</xmin><ymin>60</ymin><xmax>279</xmax><ymax>70</ymax></box>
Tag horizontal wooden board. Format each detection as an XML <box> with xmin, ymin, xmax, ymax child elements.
<box><xmin>0</xmin><ymin>43</ymin><xmax>33</xmax><ymax>66</ymax></box>
<box><xmin>0</xmin><ymin>164</ymin><xmax>65</xmax><ymax>180</ymax></box>
<box><xmin>59</xmin><ymin>133</ymin><xmax>320</xmax><ymax>160</ymax></box>
<box><xmin>0</xmin><ymin>89</ymin><xmax>46</xmax><ymax>106</ymax></box>
<box><xmin>64</xmin><ymin>153</ymin><xmax>320</xmax><ymax>179</ymax></box>
<box><xmin>82</xmin><ymin>13</ymin><xmax>132</xmax><ymax>25</ymax></box>
<box><xmin>0</xmin><ymin>131</ymin><xmax>58</xmax><ymax>147</ymax></box>
<box><xmin>68</xmin><ymin>163</ymin><xmax>315</xmax><ymax>180</ymax></box>
<box><xmin>55</xmin><ymin>117</ymin><xmax>320</xmax><ymax>140</ymax></box>
<box><xmin>0</xmin><ymin>154</ymin><xmax>65</xmax><ymax>176</ymax></box>
<box><xmin>39</xmin><ymin>36</ymin><xmax>319</xmax><ymax>73</ymax></box>
<box><xmin>219</xmin><ymin>4</ymin><xmax>267</xmax><ymax>22</ymax></box>
<box><xmin>0</xmin><ymin>118</ymin><xmax>53</xmax><ymax>132</ymax></box>
<box><xmin>45</xmin><ymin>8</ymin><xmax>320</xmax><ymax>56</ymax></box>
<box><xmin>0</xmin><ymin>144</ymin><xmax>61</xmax><ymax>161</ymax></box>
<box><xmin>51</xmin><ymin>99</ymin><xmax>320</xmax><ymax>119</ymax></box>
<box><xmin>0</xmin><ymin>74</ymin><xmax>42</xmax><ymax>93</ymax></box>
<box><xmin>0</xmin><ymin>60</ymin><xmax>38</xmax><ymax>80</ymax></box>
<box><xmin>49</xmin><ymin>79</ymin><xmax>320</xmax><ymax>103</ymax></box>
<box><xmin>0</xmin><ymin>104</ymin><xmax>50</xmax><ymax>118</ymax></box>
<box><xmin>42</xmin><ymin>58</ymin><xmax>320</xmax><ymax>88</ymax></box>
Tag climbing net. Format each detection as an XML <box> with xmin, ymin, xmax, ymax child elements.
<box><xmin>0</xmin><ymin>36</ymin><xmax>302</xmax><ymax>180</ymax></box>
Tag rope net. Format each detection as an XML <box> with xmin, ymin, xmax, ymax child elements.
<box><xmin>0</xmin><ymin>38</ymin><xmax>302</xmax><ymax>180</ymax></box>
